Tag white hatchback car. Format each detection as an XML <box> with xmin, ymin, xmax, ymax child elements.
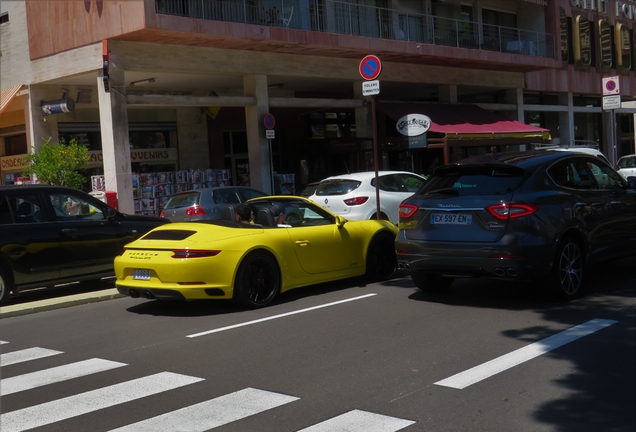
<box><xmin>308</xmin><ymin>171</ymin><xmax>426</xmax><ymax>224</ymax></box>
<box><xmin>616</xmin><ymin>154</ymin><xmax>636</xmax><ymax>179</ymax></box>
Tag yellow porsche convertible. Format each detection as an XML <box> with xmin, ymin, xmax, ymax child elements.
<box><xmin>115</xmin><ymin>196</ymin><xmax>398</xmax><ymax>308</ymax></box>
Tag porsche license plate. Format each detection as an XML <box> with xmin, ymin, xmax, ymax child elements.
<box><xmin>132</xmin><ymin>269</ymin><xmax>151</xmax><ymax>280</ymax></box>
<box><xmin>430</xmin><ymin>213</ymin><xmax>472</xmax><ymax>225</ymax></box>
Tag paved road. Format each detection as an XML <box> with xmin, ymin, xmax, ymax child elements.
<box><xmin>1</xmin><ymin>261</ymin><xmax>634</xmax><ymax>431</ymax></box>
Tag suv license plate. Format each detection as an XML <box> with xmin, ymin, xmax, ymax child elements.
<box><xmin>430</xmin><ymin>214</ymin><xmax>472</xmax><ymax>225</ymax></box>
<box><xmin>132</xmin><ymin>269</ymin><xmax>151</xmax><ymax>280</ymax></box>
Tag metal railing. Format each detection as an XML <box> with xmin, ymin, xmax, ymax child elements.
<box><xmin>156</xmin><ymin>0</ymin><xmax>555</xmax><ymax>58</ymax></box>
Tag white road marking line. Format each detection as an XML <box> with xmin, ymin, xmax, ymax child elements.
<box><xmin>108</xmin><ymin>387</ymin><xmax>299</xmax><ymax>431</ymax></box>
<box><xmin>1</xmin><ymin>358</ymin><xmax>127</xmax><ymax>395</ymax></box>
<box><xmin>0</xmin><ymin>372</ymin><xmax>204</xmax><ymax>432</ymax></box>
<box><xmin>297</xmin><ymin>409</ymin><xmax>416</xmax><ymax>432</ymax></box>
<box><xmin>1</xmin><ymin>347</ymin><xmax>63</xmax><ymax>367</ymax></box>
<box><xmin>435</xmin><ymin>318</ymin><xmax>618</xmax><ymax>390</ymax></box>
<box><xmin>187</xmin><ymin>293</ymin><xmax>377</xmax><ymax>338</ymax></box>
<box><xmin>0</xmin><ymin>340</ymin><xmax>9</xmax><ymax>344</ymax></box>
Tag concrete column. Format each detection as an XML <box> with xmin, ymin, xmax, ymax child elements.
<box><xmin>97</xmin><ymin>64</ymin><xmax>134</xmax><ymax>214</ymax></box>
<box><xmin>353</xmin><ymin>81</ymin><xmax>372</xmax><ymax>139</ymax></box>
<box><xmin>507</xmin><ymin>88</ymin><xmax>524</xmax><ymax>121</ymax></box>
<box><xmin>243</xmin><ymin>74</ymin><xmax>272</xmax><ymax>194</ymax></box>
<box><xmin>176</xmin><ymin>107</ymin><xmax>210</xmax><ymax>170</ymax></box>
<box><xmin>558</xmin><ymin>92</ymin><xmax>574</xmax><ymax>146</ymax></box>
<box><xmin>438</xmin><ymin>84</ymin><xmax>457</xmax><ymax>104</ymax></box>
<box><xmin>26</xmin><ymin>85</ymin><xmax>59</xmax><ymax>152</ymax></box>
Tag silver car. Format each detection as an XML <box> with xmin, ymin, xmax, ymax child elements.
<box><xmin>617</xmin><ymin>154</ymin><xmax>636</xmax><ymax>179</ymax></box>
<box><xmin>308</xmin><ymin>171</ymin><xmax>426</xmax><ymax>224</ymax></box>
<box><xmin>160</xmin><ymin>187</ymin><xmax>266</xmax><ymax>221</ymax></box>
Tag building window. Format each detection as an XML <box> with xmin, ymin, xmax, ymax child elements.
<box><xmin>4</xmin><ymin>134</ymin><xmax>27</xmax><ymax>155</ymax></box>
<box><xmin>598</xmin><ymin>20</ymin><xmax>612</xmax><ymax>68</ymax></box>
<box><xmin>573</xmin><ymin>14</ymin><xmax>592</xmax><ymax>67</ymax></box>
<box><xmin>560</xmin><ymin>9</ymin><xmax>570</xmax><ymax>64</ymax></box>
<box><xmin>616</xmin><ymin>23</ymin><xmax>632</xmax><ymax>71</ymax></box>
<box><xmin>0</xmin><ymin>13</ymin><xmax>8</xmax><ymax>24</ymax></box>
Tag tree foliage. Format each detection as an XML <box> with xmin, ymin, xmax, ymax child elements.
<box><xmin>22</xmin><ymin>138</ymin><xmax>90</xmax><ymax>188</ymax></box>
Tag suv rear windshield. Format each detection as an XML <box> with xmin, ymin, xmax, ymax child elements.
<box><xmin>315</xmin><ymin>180</ymin><xmax>361</xmax><ymax>196</ymax></box>
<box><xmin>422</xmin><ymin>166</ymin><xmax>526</xmax><ymax>196</ymax></box>
<box><xmin>164</xmin><ymin>192</ymin><xmax>199</xmax><ymax>209</ymax></box>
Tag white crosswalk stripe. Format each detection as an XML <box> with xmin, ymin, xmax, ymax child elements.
<box><xmin>0</xmin><ymin>347</ymin><xmax>63</xmax><ymax>367</ymax></box>
<box><xmin>297</xmin><ymin>409</ymin><xmax>416</xmax><ymax>431</ymax></box>
<box><xmin>0</xmin><ymin>372</ymin><xmax>204</xmax><ymax>432</ymax></box>
<box><xmin>108</xmin><ymin>387</ymin><xmax>300</xmax><ymax>431</ymax></box>
<box><xmin>0</xmin><ymin>342</ymin><xmax>416</xmax><ymax>431</ymax></box>
<box><xmin>1</xmin><ymin>358</ymin><xmax>127</xmax><ymax>395</ymax></box>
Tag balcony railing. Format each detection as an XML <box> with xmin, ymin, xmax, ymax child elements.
<box><xmin>156</xmin><ymin>0</ymin><xmax>556</xmax><ymax>59</ymax></box>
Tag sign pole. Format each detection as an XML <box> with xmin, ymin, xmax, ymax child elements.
<box><xmin>372</xmin><ymin>95</ymin><xmax>380</xmax><ymax>220</ymax></box>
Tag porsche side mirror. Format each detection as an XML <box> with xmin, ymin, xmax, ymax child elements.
<box><xmin>335</xmin><ymin>215</ymin><xmax>347</xmax><ymax>228</ymax></box>
<box><xmin>106</xmin><ymin>207</ymin><xmax>118</xmax><ymax>221</ymax></box>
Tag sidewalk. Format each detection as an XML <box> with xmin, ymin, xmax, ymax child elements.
<box><xmin>0</xmin><ymin>289</ymin><xmax>123</xmax><ymax>319</ymax></box>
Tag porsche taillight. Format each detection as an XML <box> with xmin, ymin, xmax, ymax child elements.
<box><xmin>486</xmin><ymin>203</ymin><xmax>540</xmax><ymax>220</ymax></box>
<box><xmin>185</xmin><ymin>206</ymin><xmax>206</xmax><ymax>217</ymax></box>
<box><xmin>171</xmin><ymin>250</ymin><xmax>221</xmax><ymax>259</ymax></box>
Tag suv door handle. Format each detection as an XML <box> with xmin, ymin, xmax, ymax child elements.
<box><xmin>61</xmin><ymin>228</ymin><xmax>77</xmax><ymax>234</ymax></box>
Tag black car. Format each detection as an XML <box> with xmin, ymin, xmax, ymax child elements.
<box><xmin>395</xmin><ymin>150</ymin><xmax>636</xmax><ymax>300</ymax></box>
<box><xmin>0</xmin><ymin>184</ymin><xmax>170</xmax><ymax>305</ymax></box>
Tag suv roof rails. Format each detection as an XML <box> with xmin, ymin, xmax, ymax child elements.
<box><xmin>530</xmin><ymin>140</ymin><xmax>600</xmax><ymax>150</ymax></box>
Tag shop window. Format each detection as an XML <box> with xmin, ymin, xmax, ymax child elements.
<box><xmin>308</xmin><ymin>112</ymin><xmax>355</xmax><ymax>140</ymax></box>
<box><xmin>129</xmin><ymin>131</ymin><xmax>170</xmax><ymax>149</ymax></box>
<box><xmin>4</xmin><ymin>134</ymin><xmax>27</xmax><ymax>155</ymax></box>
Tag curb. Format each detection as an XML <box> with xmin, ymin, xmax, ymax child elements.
<box><xmin>0</xmin><ymin>289</ymin><xmax>124</xmax><ymax>319</ymax></box>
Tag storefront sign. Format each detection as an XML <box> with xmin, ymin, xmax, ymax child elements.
<box><xmin>87</xmin><ymin>148</ymin><xmax>179</xmax><ymax>168</ymax></box>
<box><xmin>396</xmin><ymin>114</ymin><xmax>432</xmax><ymax>137</ymax></box>
<box><xmin>569</xmin><ymin>0</ymin><xmax>635</xmax><ymax>20</ymax></box>
<box><xmin>0</xmin><ymin>154</ymin><xmax>29</xmax><ymax>171</ymax></box>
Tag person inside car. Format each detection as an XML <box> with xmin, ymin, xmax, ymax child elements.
<box><xmin>235</xmin><ymin>203</ymin><xmax>253</xmax><ymax>224</ymax></box>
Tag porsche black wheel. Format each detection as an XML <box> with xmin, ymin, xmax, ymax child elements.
<box><xmin>549</xmin><ymin>236</ymin><xmax>584</xmax><ymax>300</ymax></box>
<box><xmin>365</xmin><ymin>233</ymin><xmax>397</xmax><ymax>282</ymax></box>
<box><xmin>411</xmin><ymin>271</ymin><xmax>454</xmax><ymax>293</ymax></box>
<box><xmin>233</xmin><ymin>251</ymin><xmax>280</xmax><ymax>308</ymax></box>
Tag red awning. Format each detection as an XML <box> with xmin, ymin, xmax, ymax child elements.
<box><xmin>377</xmin><ymin>102</ymin><xmax>551</xmax><ymax>140</ymax></box>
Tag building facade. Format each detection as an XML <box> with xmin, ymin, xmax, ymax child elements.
<box><xmin>1</xmin><ymin>0</ymin><xmax>635</xmax><ymax>214</ymax></box>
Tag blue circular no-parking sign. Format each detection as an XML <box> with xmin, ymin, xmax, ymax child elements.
<box><xmin>359</xmin><ymin>55</ymin><xmax>382</xmax><ymax>81</ymax></box>
<box><xmin>263</xmin><ymin>113</ymin><xmax>275</xmax><ymax>130</ymax></box>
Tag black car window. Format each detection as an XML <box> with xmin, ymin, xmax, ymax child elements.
<box><xmin>586</xmin><ymin>159</ymin><xmax>626</xmax><ymax>189</ymax></box>
<box><xmin>214</xmin><ymin>189</ymin><xmax>240</xmax><ymax>204</ymax></box>
<box><xmin>397</xmin><ymin>174</ymin><xmax>426</xmax><ymax>192</ymax></box>
<box><xmin>423</xmin><ymin>166</ymin><xmax>525</xmax><ymax>196</ymax></box>
<box><xmin>375</xmin><ymin>175</ymin><xmax>400</xmax><ymax>192</ymax></box>
<box><xmin>49</xmin><ymin>192</ymin><xmax>104</xmax><ymax>220</ymax></box>
<box><xmin>315</xmin><ymin>180</ymin><xmax>361</xmax><ymax>196</ymax></box>
<box><xmin>548</xmin><ymin>159</ymin><xmax>610</xmax><ymax>190</ymax></box>
<box><xmin>164</xmin><ymin>192</ymin><xmax>198</xmax><ymax>209</ymax></box>
<box><xmin>237</xmin><ymin>188</ymin><xmax>265</xmax><ymax>201</ymax></box>
<box><xmin>2</xmin><ymin>193</ymin><xmax>45</xmax><ymax>224</ymax></box>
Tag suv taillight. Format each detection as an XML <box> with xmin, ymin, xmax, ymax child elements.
<box><xmin>343</xmin><ymin>197</ymin><xmax>369</xmax><ymax>206</ymax></box>
<box><xmin>486</xmin><ymin>203</ymin><xmax>540</xmax><ymax>220</ymax></box>
<box><xmin>399</xmin><ymin>203</ymin><xmax>418</xmax><ymax>219</ymax></box>
<box><xmin>185</xmin><ymin>206</ymin><xmax>206</xmax><ymax>217</ymax></box>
